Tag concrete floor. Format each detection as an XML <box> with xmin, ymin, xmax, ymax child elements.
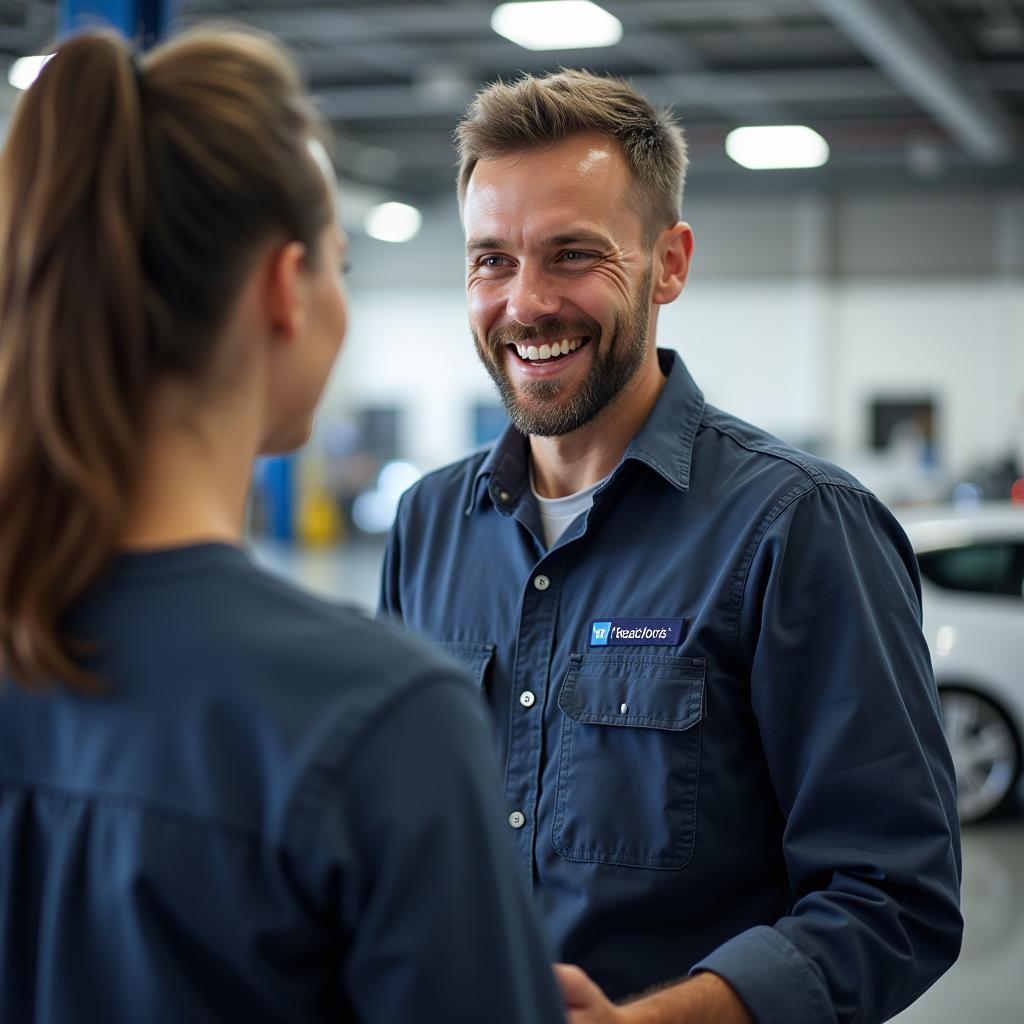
<box><xmin>253</xmin><ymin>539</ymin><xmax>1024</xmax><ymax>1024</ymax></box>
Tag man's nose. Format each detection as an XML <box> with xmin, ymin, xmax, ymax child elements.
<box><xmin>506</xmin><ymin>264</ymin><xmax>561</xmax><ymax>325</ymax></box>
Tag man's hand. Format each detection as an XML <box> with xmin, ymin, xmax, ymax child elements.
<box><xmin>553</xmin><ymin>964</ymin><xmax>756</xmax><ymax>1024</ymax></box>
<box><xmin>554</xmin><ymin>964</ymin><xmax>628</xmax><ymax>1024</ymax></box>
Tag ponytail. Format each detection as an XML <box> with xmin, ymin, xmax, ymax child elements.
<box><xmin>0</xmin><ymin>32</ymin><xmax>148</xmax><ymax>689</ymax></box>
<box><xmin>0</xmin><ymin>28</ymin><xmax>331</xmax><ymax>689</ymax></box>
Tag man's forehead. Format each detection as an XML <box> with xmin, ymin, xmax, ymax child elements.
<box><xmin>470</xmin><ymin>132</ymin><xmax>625</xmax><ymax>184</ymax></box>
<box><xmin>463</xmin><ymin>135</ymin><xmax>639</xmax><ymax>242</ymax></box>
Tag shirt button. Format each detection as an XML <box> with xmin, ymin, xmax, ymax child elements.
<box><xmin>533</xmin><ymin>574</ymin><xmax>550</xmax><ymax>591</ymax></box>
<box><xmin>519</xmin><ymin>690</ymin><xmax>536</xmax><ymax>708</ymax></box>
<box><xmin>498</xmin><ymin>490</ymin><xmax>511</xmax><ymax>503</ymax></box>
<box><xmin>508</xmin><ymin>811</ymin><xmax>526</xmax><ymax>829</ymax></box>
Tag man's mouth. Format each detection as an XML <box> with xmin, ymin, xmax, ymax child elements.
<box><xmin>507</xmin><ymin>336</ymin><xmax>591</xmax><ymax>363</ymax></box>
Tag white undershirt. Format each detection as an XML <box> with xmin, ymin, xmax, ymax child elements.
<box><xmin>530</xmin><ymin>466</ymin><xmax>608</xmax><ymax>549</ymax></box>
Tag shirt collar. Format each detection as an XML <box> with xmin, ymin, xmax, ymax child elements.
<box><xmin>623</xmin><ymin>348</ymin><xmax>705</xmax><ymax>493</ymax></box>
<box><xmin>467</xmin><ymin>425</ymin><xmax>530</xmax><ymax>515</ymax></box>
<box><xmin>466</xmin><ymin>348</ymin><xmax>705</xmax><ymax>515</ymax></box>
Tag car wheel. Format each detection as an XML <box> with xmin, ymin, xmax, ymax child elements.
<box><xmin>939</xmin><ymin>687</ymin><xmax>1022</xmax><ymax>823</ymax></box>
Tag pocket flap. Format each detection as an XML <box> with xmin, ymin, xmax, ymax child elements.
<box><xmin>558</xmin><ymin>654</ymin><xmax>705</xmax><ymax>731</ymax></box>
<box><xmin>435</xmin><ymin>641</ymin><xmax>495</xmax><ymax>689</ymax></box>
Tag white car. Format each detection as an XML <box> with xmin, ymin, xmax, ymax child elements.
<box><xmin>898</xmin><ymin>503</ymin><xmax>1024</xmax><ymax>823</ymax></box>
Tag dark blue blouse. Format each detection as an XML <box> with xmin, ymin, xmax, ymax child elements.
<box><xmin>0</xmin><ymin>544</ymin><xmax>564</xmax><ymax>1023</ymax></box>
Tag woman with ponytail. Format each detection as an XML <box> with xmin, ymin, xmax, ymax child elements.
<box><xmin>0</xmin><ymin>29</ymin><xmax>563</xmax><ymax>1024</ymax></box>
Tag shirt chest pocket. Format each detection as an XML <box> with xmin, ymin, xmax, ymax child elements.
<box><xmin>552</xmin><ymin>653</ymin><xmax>705</xmax><ymax>870</ymax></box>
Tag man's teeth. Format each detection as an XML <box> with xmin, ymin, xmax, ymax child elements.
<box><xmin>515</xmin><ymin>338</ymin><xmax>581</xmax><ymax>361</ymax></box>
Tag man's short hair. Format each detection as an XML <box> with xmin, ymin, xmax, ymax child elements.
<box><xmin>455</xmin><ymin>69</ymin><xmax>688</xmax><ymax>240</ymax></box>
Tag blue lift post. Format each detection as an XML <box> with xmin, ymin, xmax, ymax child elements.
<box><xmin>261</xmin><ymin>458</ymin><xmax>296</xmax><ymax>542</ymax></box>
<box><xmin>56</xmin><ymin>0</ymin><xmax>299</xmax><ymax>542</ymax></box>
<box><xmin>59</xmin><ymin>0</ymin><xmax>175</xmax><ymax>49</ymax></box>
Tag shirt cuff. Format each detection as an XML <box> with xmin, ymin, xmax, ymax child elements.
<box><xmin>690</xmin><ymin>925</ymin><xmax>837</xmax><ymax>1024</ymax></box>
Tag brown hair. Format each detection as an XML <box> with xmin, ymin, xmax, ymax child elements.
<box><xmin>456</xmin><ymin>69</ymin><xmax>688</xmax><ymax>239</ymax></box>
<box><xmin>0</xmin><ymin>28</ymin><xmax>332</xmax><ymax>690</ymax></box>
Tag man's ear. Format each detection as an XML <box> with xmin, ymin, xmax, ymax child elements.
<box><xmin>264</xmin><ymin>240</ymin><xmax>308</xmax><ymax>344</ymax></box>
<box><xmin>651</xmin><ymin>222</ymin><xmax>694</xmax><ymax>305</ymax></box>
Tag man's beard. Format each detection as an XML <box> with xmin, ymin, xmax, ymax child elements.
<box><xmin>474</xmin><ymin>266</ymin><xmax>652</xmax><ymax>438</ymax></box>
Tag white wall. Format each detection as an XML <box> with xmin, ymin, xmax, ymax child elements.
<box><xmin>832</xmin><ymin>280</ymin><xmax>1023</xmax><ymax>473</ymax></box>
<box><xmin>654</xmin><ymin>279</ymin><xmax>832</xmax><ymax>444</ymax></box>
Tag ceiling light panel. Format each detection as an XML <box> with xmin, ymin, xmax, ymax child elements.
<box><xmin>725</xmin><ymin>125</ymin><xmax>831</xmax><ymax>170</ymax></box>
<box><xmin>491</xmin><ymin>1</ymin><xmax>623</xmax><ymax>51</ymax></box>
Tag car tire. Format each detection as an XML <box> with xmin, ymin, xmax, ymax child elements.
<box><xmin>939</xmin><ymin>686</ymin><xmax>1022</xmax><ymax>824</ymax></box>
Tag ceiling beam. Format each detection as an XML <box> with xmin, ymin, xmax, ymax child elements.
<box><xmin>315</xmin><ymin>67</ymin><xmax>905</xmax><ymax>121</ymax></box>
<box><xmin>608</xmin><ymin>12</ymin><xmax>792</xmax><ymax>123</ymax></box>
<box><xmin>181</xmin><ymin>0</ymin><xmax>815</xmax><ymax>28</ymax></box>
<box><xmin>180</xmin><ymin>5</ymin><xmax>491</xmax><ymax>42</ymax></box>
<box><xmin>813</xmin><ymin>0</ymin><xmax>1016</xmax><ymax>162</ymax></box>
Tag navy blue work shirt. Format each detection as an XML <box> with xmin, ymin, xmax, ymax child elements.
<box><xmin>0</xmin><ymin>544</ymin><xmax>565</xmax><ymax>1024</ymax></box>
<box><xmin>380</xmin><ymin>350</ymin><xmax>963</xmax><ymax>1024</ymax></box>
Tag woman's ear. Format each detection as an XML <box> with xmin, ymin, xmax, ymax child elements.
<box><xmin>263</xmin><ymin>240</ymin><xmax>308</xmax><ymax>344</ymax></box>
<box><xmin>651</xmin><ymin>222</ymin><xmax>694</xmax><ymax>306</ymax></box>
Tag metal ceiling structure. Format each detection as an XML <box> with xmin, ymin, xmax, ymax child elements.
<box><xmin>2</xmin><ymin>0</ymin><xmax>1023</xmax><ymax>201</ymax></box>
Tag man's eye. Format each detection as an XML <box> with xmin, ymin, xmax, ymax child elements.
<box><xmin>479</xmin><ymin>255</ymin><xmax>508</xmax><ymax>268</ymax></box>
<box><xmin>559</xmin><ymin>250</ymin><xmax>595</xmax><ymax>263</ymax></box>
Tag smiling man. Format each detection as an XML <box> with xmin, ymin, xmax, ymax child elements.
<box><xmin>380</xmin><ymin>71</ymin><xmax>963</xmax><ymax>1024</ymax></box>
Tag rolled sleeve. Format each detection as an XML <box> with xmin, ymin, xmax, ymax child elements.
<box><xmin>691</xmin><ymin>925</ymin><xmax>835</xmax><ymax>1024</ymax></box>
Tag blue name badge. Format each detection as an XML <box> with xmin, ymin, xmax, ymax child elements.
<box><xmin>590</xmin><ymin>618</ymin><xmax>685</xmax><ymax>647</ymax></box>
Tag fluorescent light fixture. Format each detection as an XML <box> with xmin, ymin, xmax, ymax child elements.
<box><xmin>491</xmin><ymin>1</ymin><xmax>623</xmax><ymax>51</ymax></box>
<box><xmin>364</xmin><ymin>202</ymin><xmax>422</xmax><ymax>244</ymax></box>
<box><xmin>725</xmin><ymin>125</ymin><xmax>830</xmax><ymax>170</ymax></box>
<box><xmin>8</xmin><ymin>54</ymin><xmax>52</xmax><ymax>91</ymax></box>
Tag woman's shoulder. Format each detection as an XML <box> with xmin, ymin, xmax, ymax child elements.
<box><xmin>93</xmin><ymin>542</ymin><xmax>443</xmax><ymax>688</ymax></box>
<box><xmin>61</xmin><ymin>544</ymin><xmax>474</xmax><ymax>832</ymax></box>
